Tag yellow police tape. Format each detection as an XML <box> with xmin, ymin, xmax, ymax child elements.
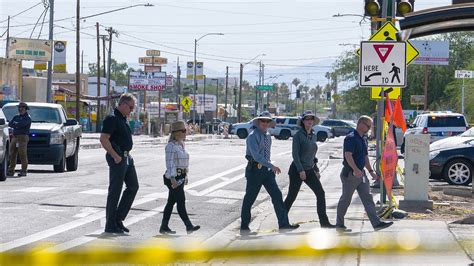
<box><xmin>0</xmin><ymin>231</ymin><xmax>447</xmax><ymax>265</ymax></box>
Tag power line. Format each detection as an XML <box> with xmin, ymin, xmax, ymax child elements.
<box><xmin>0</xmin><ymin>1</ymin><xmax>43</xmax><ymax>23</ymax></box>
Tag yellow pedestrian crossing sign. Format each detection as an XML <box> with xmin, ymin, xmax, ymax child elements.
<box><xmin>181</xmin><ymin>96</ymin><xmax>192</xmax><ymax>109</ymax></box>
<box><xmin>370</xmin><ymin>87</ymin><xmax>401</xmax><ymax>100</ymax></box>
<box><xmin>357</xmin><ymin>22</ymin><xmax>419</xmax><ymax>65</ymax></box>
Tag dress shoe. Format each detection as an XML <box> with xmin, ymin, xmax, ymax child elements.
<box><xmin>159</xmin><ymin>226</ymin><xmax>176</xmax><ymax>234</ymax></box>
<box><xmin>320</xmin><ymin>223</ymin><xmax>336</xmax><ymax>229</ymax></box>
<box><xmin>240</xmin><ymin>228</ymin><xmax>257</xmax><ymax>236</ymax></box>
<box><xmin>336</xmin><ymin>226</ymin><xmax>352</xmax><ymax>233</ymax></box>
<box><xmin>116</xmin><ymin>220</ymin><xmax>129</xmax><ymax>233</ymax></box>
<box><xmin>17</xmin><ymin>172</ymin><xmax>27</xmax><ymax>177</ymax></box>
<box><xmin>279</xmin><ymin>224</ymin><xmax>300</xmax><ymax>232</ymax></box>
<box><xmin>186</xmin><ymin>225</ymin><xmax>201</xmax><ymax>234</ymax></box>
<box><xmin>374</xmin><ymin>221</ymin><xmax>393</xmax><ymax>231</ymax></box>
<box><xmin>104</xmin><ymin>227</ymin><xmax>124</xmax><ymax>234</ymax></box>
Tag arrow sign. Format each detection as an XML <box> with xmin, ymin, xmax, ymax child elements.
<box><xmin>379</xmin><ymin>87</ymin><xmax>394</xmax><ymax>97</ymax></box>
<box><xmin>373</xmin><ymin>44</ymin><xmax>394</xmax><ymax>63</ymax></box>
<box><xmin>365</xmin><ymin>72</ymin><xmax>382</xmax><ymax>82</ymax></box>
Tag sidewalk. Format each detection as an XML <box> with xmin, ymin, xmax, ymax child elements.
<box><xmin>80</xmin><ymin>133</ymin><xmax>225</xmax><ymax>149</ymax></box>
<box><xmin>203</xmin><ymin>164</ymin><xmax>473</xmax><ymax>265</ymax></box>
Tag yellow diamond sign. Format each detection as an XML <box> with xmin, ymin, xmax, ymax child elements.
<box><xmin>370</xmin><ymin>87</ymin><xmax>401</xmax><ymax>100</ymax></box>
<box><xmin>181</xmin><ymin>96</ymin><xmax>193</xmax><ymax>109</ymax></box>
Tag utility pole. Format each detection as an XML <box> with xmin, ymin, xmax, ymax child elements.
<box><xmin>332</xmin><ymin>74</ymin><xmax>337</xmax><ymax>118</ymax></box>
<box><xmin>47</xmin><ymin>0</ymin><xmax>54</xmax><ymax>103</ymax></box>
<box><xmin>215</xmin><ymin>79</ymin><xmax>219</xmax><ymax>122</ymax></box>
<box><xmin>75</xmin><ymin>0</ymin><xmax>80</xmax><ymax>121</ymax></box>
<box><xmin>238</xmin><ymin>63</ymin><xmax>243</xmax><ymax>122</ymax></box>
<box><xmin>81</xmin><ymin>50</ymin><xmax>84</xmax><ymax>74</ymax></box>
<box><xmin>177</xmin><ymin>57</ymin><xmax>182</xmax><ymax>120</ymax></box>
<box><xmin>106</xmin><ymin>27</ymin><xmax>114</xmax><ymax>113</ymax></box>
<box><xmin>96</xmin><ymin>22</ymin><xmax>101</xmax><ymax>133</ymax></box>
<box><xmin>224</xmin><ymin>66</ymin><xmax>228</xmax><ymax>122</ymax></box>
<box><xmin>101</xmin><ymin>35</ymin><xmax>106</xmax><ymax>78</ymax></box>
<box><xmin>5</xmin><ymin>16</ymin><xmax>10</xmax><ymax>58</ymax></box>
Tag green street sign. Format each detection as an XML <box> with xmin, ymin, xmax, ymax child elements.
<box><xmin>256</xmin><ymin>85</ymin><xmax>273</xmax><ymax>91</ymax></box>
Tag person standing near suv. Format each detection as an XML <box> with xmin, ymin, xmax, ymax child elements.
<box><xmin>284</xmin><ymin>110</ymin><xmax>335</xmax><ymax>228</ymax></box>
<box><xmin>8</xmin><ymin>102</ymin><xmax>32</xmax><ymax>177</ymax></box>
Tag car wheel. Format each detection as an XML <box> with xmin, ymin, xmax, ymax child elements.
<box><xmin>54</xmin><ymin>146</ymin><xmax>66</xmax><ymax>173</ymax></box>
<box><xmin>443</xmin><ymin>158</ymin><xmax>472</xmax><ymax>186</ymax></box>
<box><xmin>316</xmin><ymin>132</ymin><xmax>328</xmax><ymax>142</ymax></box>
<box><xmin>279</xmin><ymin>130</ymin><xmax>291</xmax><ymax>140</ymax></box>
<box><xmin>0</xmin><ymin>144</ymin><xmax>8</xmax><ymax>182</ymax></box>
<box><xmin>66</xmin><ymin>140</ymin><xmax>79</xmax><ymax>171</ymax></box>
<box><xmin>237</xmin><ymin>129</ymin><xmax>248</xmax><ymax>139</ymax></box>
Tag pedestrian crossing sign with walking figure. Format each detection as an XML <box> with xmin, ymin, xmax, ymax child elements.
<box><xmin>359</xmin><ymin>41</ymin><xmax>407</xmax><ymax>87</ymax></box>
<box><xmin>181</xmin><ymin>96</ymin><xmax>193</xmax><ymax>113</ymax></box>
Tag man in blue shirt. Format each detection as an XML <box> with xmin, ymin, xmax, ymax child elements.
<box><xmin>8</xmin><ymin>102</ymin><xmax>32</xmax><ymax>177</ymax></box>
<box><xmin>240</xmin><ymin>111</ymin><xmax>299</xmax><ymax>235</ymax></box>
<box><xmin>336</xmin><ymin>115</ymin><xmax>393</xmax><ymax>232</ymax></box>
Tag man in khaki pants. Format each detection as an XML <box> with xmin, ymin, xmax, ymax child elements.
<box><xmin>8</xmin><ymin>102</ymin><xmax>32</xmax><ymax>177</ymax></box>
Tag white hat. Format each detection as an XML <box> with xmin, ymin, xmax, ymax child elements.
<box><xmin>297</xmin><ymin>110</ymin><xmax>320</xmax><ymax>127</ymax></box>
<box><xmin>251</xmin><ymin>111</ymin><xmax>276</xmax><ymax>127</ymax></box>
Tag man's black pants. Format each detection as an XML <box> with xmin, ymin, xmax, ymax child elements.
<box><xmin>284</xmin><ymin>162</ymin><xmax>330</xmax><ymax>225</ymax></box>
<box><xmin>241</xmin><ymin>163</ymin><xmax>289</xmax><ymax>229</ymax></box>
<box><xmin>105</xmin><ymin>154</ymin><xmax>139</xmax><ymax>231</ymax></box>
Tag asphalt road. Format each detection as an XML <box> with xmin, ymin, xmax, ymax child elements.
<box><xmin>0</xmin><ymin>137</ymin><xmax>344</xmax><ymax>252</ymax></box>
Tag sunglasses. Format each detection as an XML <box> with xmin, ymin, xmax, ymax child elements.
<box><xmin>176</xmin><ymin>129</ymin><xmax>186</xmax><ymax>133</ymax></box>
<box><xmin>260</xmin><ymin>120</ymin><xmax>271</xmax><ymax>124</ymax></box>
<box><xmin>303</xmin><ymin>117</ymin><xmax>314</xmax><ymax>121</ymax></box>
<box><xmin>18</xmin><ymin>106</ymin><xmax>26</xmax><ymax>109</ymax></box>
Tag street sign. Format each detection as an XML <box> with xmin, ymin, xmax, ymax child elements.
<box><xmin>128</xmin><ymin>71</ymin><xmax>167</xmax><ymax>91</ymax></box>
<box><xmin>455</xmin><ymin>70</ymin><xmax>473</xmax><ymax>79</ymax></box>
<box><xmin>370</xmin><ymin>87</ymin><xmax>401</xmax><ymax>100</ymax></box>
<box><xmin>144</xmin><ymin>65</ymin><xmax>161</xmax><ymax>72</ymax></box>
<box><xmin>356</xmin><ymin>22</ymin><xmax>420</xmax><ymax>65</ymax></box>
<box><xmin>138</xmin><ymin>56</ymin><xmax>168</xmax><ymax>65</ymax></box>
<box><xmin>360</xmin><ymin>41</ymin><xmax>407</xmax><ymax>87</ymax></box>
<box><xmin>256</xmin><ymin>85</ymin><xmax>273</xmax><ymax>91</ymax></box>
<box><xmin>410</xmin><ymin>95</ymin><xmax>425</xmax><ymax>106</ymax></box>
<box><xmin>8</xmin><ymin>38</ymin><xmax>52</xmax><ymax>61</ymax></box>
<box><xmin>146</xmin><ymin>50</ymin><xmax>160</xmax><ymax>56</ymax></box>
<box><xmin>181</xmin><ymin>96</ymin><xmax>193</xmax><ymax>109</ymax></box>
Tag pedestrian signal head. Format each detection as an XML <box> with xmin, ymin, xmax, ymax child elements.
<box><xmin>364</xmin><ymin>0</ymin><xmax>381</xmax><ymax>17</ymax></box>
<box><xmin>396</xmin><ymin>0</ymin><xmax>415</xmax><ymax>17</ymax></box>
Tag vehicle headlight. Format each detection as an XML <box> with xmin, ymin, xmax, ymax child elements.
<box><xmin>429</xmin><ymin>150</ymin><xmax>440</xmax><ymax>160</ymax></box>
<box><xmin>50</xmin><ymin>132</ymin><xmax>64</xmax><ymax>144</ymax></box>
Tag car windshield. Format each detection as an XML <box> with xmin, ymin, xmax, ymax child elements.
<box><xmin>428</xmin><ymin>116</ymin><xmax>466</xmax><ymax>127</ymax></box>
<box><xmin>461</xmin><ymin>127</ymin><xmax>474</xmax><ymax>137</ymax></box>
<box><xmin>3</xmin><ymin>105</ymin><xmax>62</xmax><ymax>124</ymax></box>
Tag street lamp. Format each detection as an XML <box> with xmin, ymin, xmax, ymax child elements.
<box><xmin>71</xmin><ymin>2</ymin><xmax>153</xmax><ymax>121</ymax></box>
<box><xmin>238</xmin><ymin>53</ymin><xmax>265</xmax><ymax>122</ymax></box>
<box><xmin>193</xmin><ymin>33</ymin><xmax>224</xmax><ymax>123</ymax></box>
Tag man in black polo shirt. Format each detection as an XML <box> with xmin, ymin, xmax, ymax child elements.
<box><xmin>100</xmin><ymin>93</ymin><xmax>139</xmax><ymax>234</ymax></box>
<box><xmin>336</xmin><ymin>115</ymin><xmax>393</xmax><ymax>232</ymax></box>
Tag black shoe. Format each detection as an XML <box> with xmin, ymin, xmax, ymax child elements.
<box><xmin>17</xmin><ymin>172</ymin><xmax>27</xmax><ymax>177</ymax></box>
<box><xmin>159</xmin><ymin>226</ymin><xmax>176</xmax><ymax>235</ymax></box>
<box><xmin>240</xmin><ymin>227</ymin><xmax>257</xmax><ymax>236</ymax></box>
<box><xmin>7</xmin><ymin>172</ymin><xmax>14</xmax><ymax>177</ymax></box>
<box><xmin>116</xmin><ymin>220</ymin><xmax>129</xmax><ymax>233</ymax></box>
<box><xmin>186</xmin><ymin>225</ymin><xmax>201</xmax><ymax>234</ymax></box>
<box><xmin>279</xmin><ymin>224</ymin><xmax>299</xmax><ymax>232</ymax></box>
<box><xmin>320</xmin><ymin>223</ymin><xmax>336</xmax><ymax>229</ymax></box>
<box><xmin>336</xmin><ymin>226</ymin><xmax>352</xmax><ymax>233</ymax></box>
<box><xmin>104</xmin><ymin>227</ymin><xmax>124</xmax><ymax>234</ymax></box>
<box><xmin>374</xmin><ymin>221</ymin><xmax>393</xmax><ymax>231</ymax></box>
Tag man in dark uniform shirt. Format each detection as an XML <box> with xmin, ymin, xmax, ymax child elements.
<box><xmin>8</xmin><ymin>102</ymin><xmax>32</xmax><ymax>177</ymax></box>
<box><xmin>100</xmin><ymin>93</ymin><xmax>139</xmax><ymax>234</ymax></box>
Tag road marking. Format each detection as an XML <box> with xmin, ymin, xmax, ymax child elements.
<box><xmin>206</xmin><ymin>198</ymin><xmax>238</xmax><ymax>205</ymax></box>
<box><xmin>206</xmin><ymin>189</ymin><xmax>266</xmax><ymax>201</ymax></box>
<box><xmin>0</xmin><ymin>165</ymin><xmax>247</xmax><ymax>252</ymax></box>
<box><xmin>14</xmin><ymin>187</ymin><xmax>55</xmax><ymax>193</ymax></box>
<box><xmin>79</xmin><ymin>189</ymin><xmax>108</xmax><ymax>195</ymax></box>
<box><xmin>73</xmin><ymin>208</ymin><xmax>101</xmax><ymax>218</ymax></box>
<box><xmin>38</xmin><ymin>209</ymin><xmax>66</xmax><ymax>213</ymax></box>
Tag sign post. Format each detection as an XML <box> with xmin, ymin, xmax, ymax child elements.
<box><xmin>455</xmin><ymin>70</ymin><xmax>473</xmax><ymax>113</ymax></box>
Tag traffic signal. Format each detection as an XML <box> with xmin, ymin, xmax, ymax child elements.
<box><xmin>233</xmin><ymin>88</ymin><xmax>237</xmax><ymax>95</ymax></box>
<box><xmin>364</xmin><ymin>0</ymin><xmax>382</xmax><ymax>17</ymax></box>
<box><xmin>326</xmin><ymin>91</ymin><xmax>331</xmax><ymax>101</ymax></box>
<box><xmin>396</xmin><ymin>0</ymin><xmax>415</xmax><ymax>17</ymax></box>
<box><xmin>296</xmin><ymin>89</ymin><xmax>301</xmax><ymax>99</ymax></box>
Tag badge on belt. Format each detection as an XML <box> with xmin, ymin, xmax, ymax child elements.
<box><xmin>257</xmin><ymin>163</ymin><xmax>262</xmax><ymax>169</ymax></box>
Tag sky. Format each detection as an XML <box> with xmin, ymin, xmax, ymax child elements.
<box><xmin>0</xmin><ymin>0</ymin><xmax>452</xmax><ymax>89</ymax></box>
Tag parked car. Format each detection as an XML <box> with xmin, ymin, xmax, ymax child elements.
<box><xmin>229</xmin><ymin>121</ymin><xmax>254</xmax><ymax>139</ymax></box>
<box><xmin>3</xmin><ymin>102</ymin><xmax>82</xmax><ymax>173</ymax></box>
<box><xmin>0</xmin><ymin>109</ymin><xmax>10</xmax><ymax>181</ymax></box>
<box><xmin>269</xmin><ymin>116</ymin><xmax>333</xmax><ymax>142</ymax></box>
<box><xmin>321</xmin><ymin>119</ymin><xmax>356</xmax><ymax>137</ymax></box>
<box><xmin>429</xmin><ymin>127</ymin><xmax>474</xmax><ymax>186</ymax></box>
<box><xmin>401</xmin><ymin>112</ymin><xmax>468</xmax><ymax>153</ymax></box>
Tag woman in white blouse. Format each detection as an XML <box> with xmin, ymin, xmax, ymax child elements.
<box><xmin>160</xmin><ymin>121</ymin><xmax>200</xmax><ymax>234</ymax></box>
